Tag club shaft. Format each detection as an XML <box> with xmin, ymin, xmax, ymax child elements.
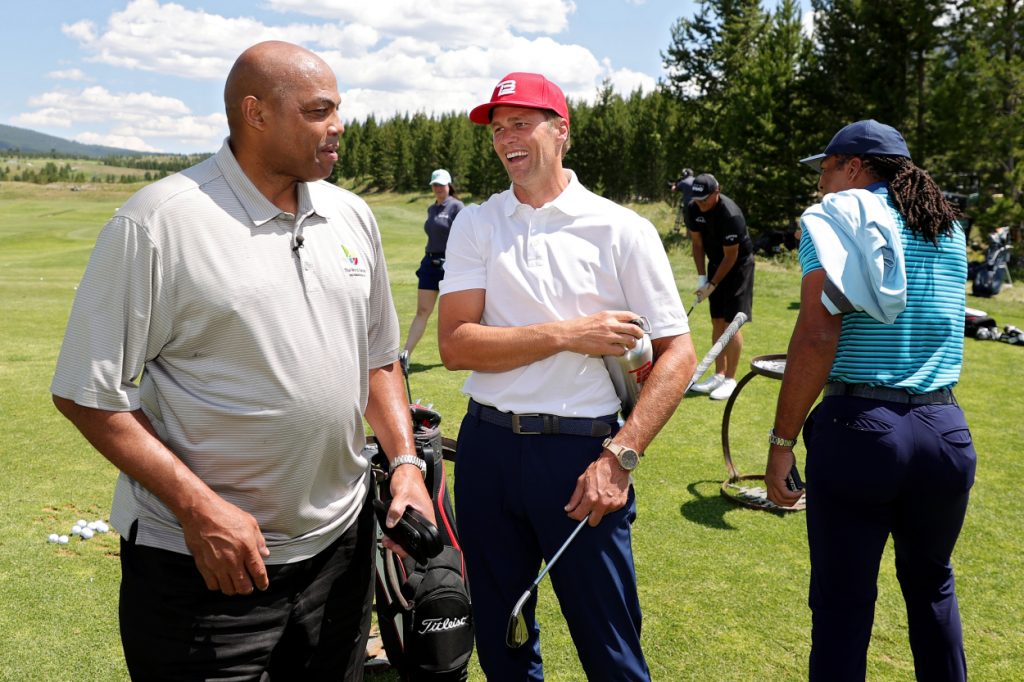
<box><xmin>531</xmin><ymin>514</ymin><xmax>590</xmax><ymax>589</ymax></box>
<box><xmin>402</xmin><ymin>367</ymin><xmax>412</xmax><ymax>403</ymax></box>
<box><xmin>686</xmin><ymin>311</ymin><xmax>748</xmax><ymax>392</ymax></box>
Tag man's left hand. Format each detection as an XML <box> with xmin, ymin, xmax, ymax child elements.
<box><xmin>381</xmin><ymin>464</ymin><xmax>437</xmax><ymax>559</ymax></box>
<box><xmin>765</xmin><ymin>448</ymin><xmax>804</xmax><ymax>508</ymax></box>
<box><xmin>695</xmin><ymin>281</ymin><xmax>716</xmax><ymax>303</ymax></box>
<box><xmin>564</xmin><ymin>452</ymin><xmax>630</xmax><ymax>526</ymax></box>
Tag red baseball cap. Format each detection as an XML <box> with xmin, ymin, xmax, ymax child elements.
<box><xmin>469</xmin><ymin>72</ymin><xmax>570</xmax><ymax>125</ymax></box>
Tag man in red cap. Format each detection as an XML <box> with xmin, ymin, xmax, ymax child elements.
<box><xmin>438</xmin><ymin>72</ymin><xmax>696</xmax><ymax>680</ymax></box>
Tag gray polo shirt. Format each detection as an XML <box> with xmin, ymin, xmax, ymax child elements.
<box><xmin>51</xmin><ymin>141</ymin><xmax>400</xmax><ymax>562</ymax></box>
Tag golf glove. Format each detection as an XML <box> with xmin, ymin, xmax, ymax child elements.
<box><xmin>696</xmin><ymin>275</ymin><xmax>707</xmax><ymax>291</ymax></box>
<box><xmin>696</xmin><ymin>281</ymin><xmax>716</xmax><ymax>302</ymax></box>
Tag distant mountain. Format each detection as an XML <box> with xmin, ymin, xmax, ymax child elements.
<box><xmin>0</xmin><ymin>124</ymin><xmax>148</xmax><ymax>158</ymax></box>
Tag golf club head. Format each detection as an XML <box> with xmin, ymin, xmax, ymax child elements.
<box><xmin>506</xmin><ymin>587</ymin><xmax>536</xmax><ymax>648</ymax></box>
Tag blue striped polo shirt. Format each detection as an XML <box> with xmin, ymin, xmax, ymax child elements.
<box><xmin>800</xmin><ymin>185</ymin><xmax>966</xmax><ymax>392</ymax></box>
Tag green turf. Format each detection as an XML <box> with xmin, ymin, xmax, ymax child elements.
<box><xmin>2</xmin><ymin>179</ymin><xmax>1022</xmax><ymax>681</ymax></box>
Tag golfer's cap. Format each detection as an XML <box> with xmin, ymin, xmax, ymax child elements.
<box><xmin>799</xmin><ymin>119</ymin><xmax>911</xmax><ymax>171</ymax></box>
<box><xmin>469</xmin><ymin>72</ymin><xmax>569</xmax><ymax>125</ymax></box>
<box><xmin>429</xmin><ymin>168</ymin><xmax>452</xmax><ymax>186</ymax></box>
<box><xmin>690</xmin><ymin>173</ymin><xmax>719</xmax><ymax>201</ymax></box>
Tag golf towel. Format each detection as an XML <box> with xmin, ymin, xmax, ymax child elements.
<box><xmin>801</xmin><ymin>188</ymin><xmax>907</xmax><ymax>324</ymax></box>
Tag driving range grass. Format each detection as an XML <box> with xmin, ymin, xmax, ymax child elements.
<box><xmin>1</xmin><ymin>178</ymin><xmax>1022</xmax><ymax>681</ymax></box>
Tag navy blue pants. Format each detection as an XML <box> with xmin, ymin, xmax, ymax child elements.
<box><xmin>454</xmin><ymin>410</ymin><xmax>650</xmax><ymax>681</ymax></box>
<box><xmin>804</xmin><ymin>396</ymin><xmax>975</xmax><ymax>682</ymax></box>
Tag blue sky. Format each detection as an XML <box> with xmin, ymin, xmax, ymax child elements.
<box><xmin>1</xmin><ymin>1</ymin><xmax>811</xmax><ymax>154</ymax></box>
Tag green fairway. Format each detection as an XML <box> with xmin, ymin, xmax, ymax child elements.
<box><xmin>2</xmin><ymin>179</ymin><xmax>1022</xmax><ymax>681</ymax></box>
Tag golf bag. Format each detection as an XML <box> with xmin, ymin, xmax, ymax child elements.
<box><xmin>371</xmin><ymin>404</ymin><xmax>473</xmax><ymax>681</ymax></box>
<box><xmin>964</xmin><ymin>306</ymin><xmax>998</xmax><ymax>338</ymax></box>
<box><xmin>972</xmin><ymin>227</ymin><xmax>1012</xmax><ymax>297</ymax></box>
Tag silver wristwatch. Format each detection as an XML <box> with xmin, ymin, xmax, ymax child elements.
<box><xmin>768</xmin><ymin>428</ymin><xmax>798</xmax><ymax>448</ymax></box>
<box><xmin>602</xmin><ymin>438</ymin><xmax>641</xmax><ymax>471</ymax></box>
<box><xmin>389</xmin><ymin>454</ymin><xmax>426</xmax><ymax>478</ymax></box>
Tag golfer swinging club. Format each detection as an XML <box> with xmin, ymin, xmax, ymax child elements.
<box><xmin>438</xmin><ymin>72</ymin><xmax>696</xmax><ymax>681</ymax></box>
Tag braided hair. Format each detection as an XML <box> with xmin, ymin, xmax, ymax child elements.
<box><xmin>860</xmin><ymin>156</ymin><xmax>961</xmax><ymax>243</ymax></box>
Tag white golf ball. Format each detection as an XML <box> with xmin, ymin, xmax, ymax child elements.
<box><xmin>80</xmin><ymin>528</ymin><xmax>95</xmax><ymax>540</ymax></box>
<box><xmin>96</xmin><ymin>522</ymin><xmax>110</xmax><ymax>533</ymax></box>
<box><xmin>77</xmin><ymin>519</ymin><xmax>88</xmax><ymax>528</ymax></box>
<box><xmin>58</xmin><ymin>535</ymin><xmax>70</xmax><ymax>545</ymax></box>
<box><xmin>48</xmin><ymin>534</ymin><xmax>59</xmax><ymax>543</ymax></box>
<box><xmin>87</xmin><ymin>521</ymin><xmax>99</xmax><ymax>530</ymax></box>
<box><xmin>71</xmin><ymin>526</ymin><xmax>83</xmax><ymax>536</ymax></box>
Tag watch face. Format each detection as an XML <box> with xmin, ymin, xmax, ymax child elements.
<box><xmin>618</xmin><ymin>448</ymin><xmax>640</xmax><ymax>471</ymax></box>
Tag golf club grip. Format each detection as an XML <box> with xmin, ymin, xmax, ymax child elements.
<box><xmin>687</xmin><ymin>312</ymin><xmax>748</xmax><ymax>390</ymax></box>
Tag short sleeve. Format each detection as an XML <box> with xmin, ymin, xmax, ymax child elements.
<box><xmin>50</xmin><ymin>215</ymin><xmax>167</xmax><ymax>411</ymax></box>
<box><xmin>439</xmin><ymin>206</ymin><xmax>487</xmax><ymax>295</ymax></box>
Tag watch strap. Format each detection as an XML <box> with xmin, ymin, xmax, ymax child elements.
<box><xmin>768</xmin><ymin>428</ymin><xmax>798</xmax><ymax>448</ymax></box>
<box><xmin>389</xmin><ymin>454</ymin><xmax>426</xmax><ymax>478</ymax></box>
<box><xmin>602</xmin><ymin>437</ymin><xmax>641</xmax><ymax>470</ymax></box>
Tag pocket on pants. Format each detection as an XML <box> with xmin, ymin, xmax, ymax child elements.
<box><xmin>808</xmin><ymin>398</ymin><xmax>900</xmax><ymax>496</ymax></box>
<box><xmin>941</xmin><ymin>425</ymin><xmax>972</xmax><ymax>445</ymax></box>
<box><xmin>938</xmin><ymin>422</ymin><xmax>977</xmax><ymax>491</ymax></box>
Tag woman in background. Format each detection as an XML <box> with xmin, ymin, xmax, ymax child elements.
<box><xmin>400</xmin><ymin>169</ymin><xmax>464</xmax><ymax>371</ymax></box>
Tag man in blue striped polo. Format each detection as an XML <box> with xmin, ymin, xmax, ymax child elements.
<box><xmin>766</xmin><ymin>119</ymin><xmax>975</xmax><ymax>682</ymax></box>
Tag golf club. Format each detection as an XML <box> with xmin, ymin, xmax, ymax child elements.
<box><xmin>686</xmin><ymin>311</ymin><xmax>748</xmax><ymax>393</ymax></box>
<box><xmin>399</xmin><ymin>353</ymin><xmax>413</xmax><ymax>404</ymax></box>
<box><xmin>686</xmin><ymin>295</ymin><xmax>701</xmax><ymax>317</ymax></box>
<box><xmin>506</xmin><ymin>514</ymin><xmax>591</xmax><ymax>648</ymax></box>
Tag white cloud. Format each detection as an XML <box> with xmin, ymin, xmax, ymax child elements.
<box><xmin>41</xmin><ymin>0</ymin><xmax>657</xmax><ymax>152</ymax></box>
<box><xmin>47</xmin><ymin>68</ymin><xmax>89</xmax><ymax>81</ymax></box>
<box><xmin>113</xmin><ymin>114</ymin><xmax>227</xmax><ymax>143</ymax></box>
<box><xmin>601</xmin><ymin>61</ymin><xmax>657</xmax><ymax>96</ymax></box>
<box><xmin>802</xmin><ymin>10</ymin><xmax>817</xmax><ymax>40</ymax></box>
<box><xmin>265</xmin><ymin>0</ymin><xmax>575</xmax><ymax>43</ymax></box>
<box><xmin>12</xmin><ymin>86</ymin><xmax>227</xmax><ymax>151</ymax></box>
<box><xmin>73</xmin><ymin>131</ymin><xmax>160</xmax><ymax>152</ymax></box>
<box><xmin>60</xmin><ymin>0</ymin><xmax>374</xmax><ymax>80</ymax></box>
<box><xmin>18</xmin><ymin>86</ymin><xmax>191</xmax><ymax>127</ymax></box>
<box><xmin>11</xmin><ymin>109</ymin><xmax>73</xmax><ymax>130</ymax></box>
<box><xmin>62</xmin><ymin>19</ymin><xmax>97</xmax><ymax>43</ymax></box>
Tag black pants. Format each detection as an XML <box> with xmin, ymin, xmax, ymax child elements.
<box><xmin>119</xmin><ymin>494</ymin><xmax>375</xmax><ymax>682</ymax></box>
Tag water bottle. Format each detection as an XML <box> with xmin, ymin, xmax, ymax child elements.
<box><xmin>603</xmin><ymin>317</ymin><xmax>654</xmax><ymax>418</ymax></box>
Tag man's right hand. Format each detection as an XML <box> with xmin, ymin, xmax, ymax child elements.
<box><xmin>49</xmin><ymin>399</ymin><xmax>272</xmax><ymax>597</ymax></box>
<box><xmin>180</xmin><ymin>495</ymin><xmax>270</xmax><ymax>596</ymax></box>
<box><xmin>563</xmin><ymin>310</ymin><xmax>645</xmax><ymax>357</ymax></box>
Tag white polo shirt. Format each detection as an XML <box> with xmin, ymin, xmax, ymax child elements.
<box><xmin>440</xmin><ymin>171</ymin><xmax>688</xmax><ymax>416</ymax></box>
<box><xmin>51</xmin><ymin>141</ymin><xmax>400</xmax><ymax>562</ymax></box>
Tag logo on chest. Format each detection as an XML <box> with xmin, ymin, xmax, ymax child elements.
<box><xmin>341</xmin><ymin>244</ymin><xmax>368</xmax><ymax>276</ymax></box>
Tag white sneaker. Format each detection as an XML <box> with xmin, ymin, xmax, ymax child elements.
<box><xmin>690</xmin><ymin>373</ymin><xmax>726</xmax><ymax>394</ymax></box>
<box><xmin>709</xmin><ymin>378</ymin><xmax>738</xmax><ymax>401</ymax></box>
